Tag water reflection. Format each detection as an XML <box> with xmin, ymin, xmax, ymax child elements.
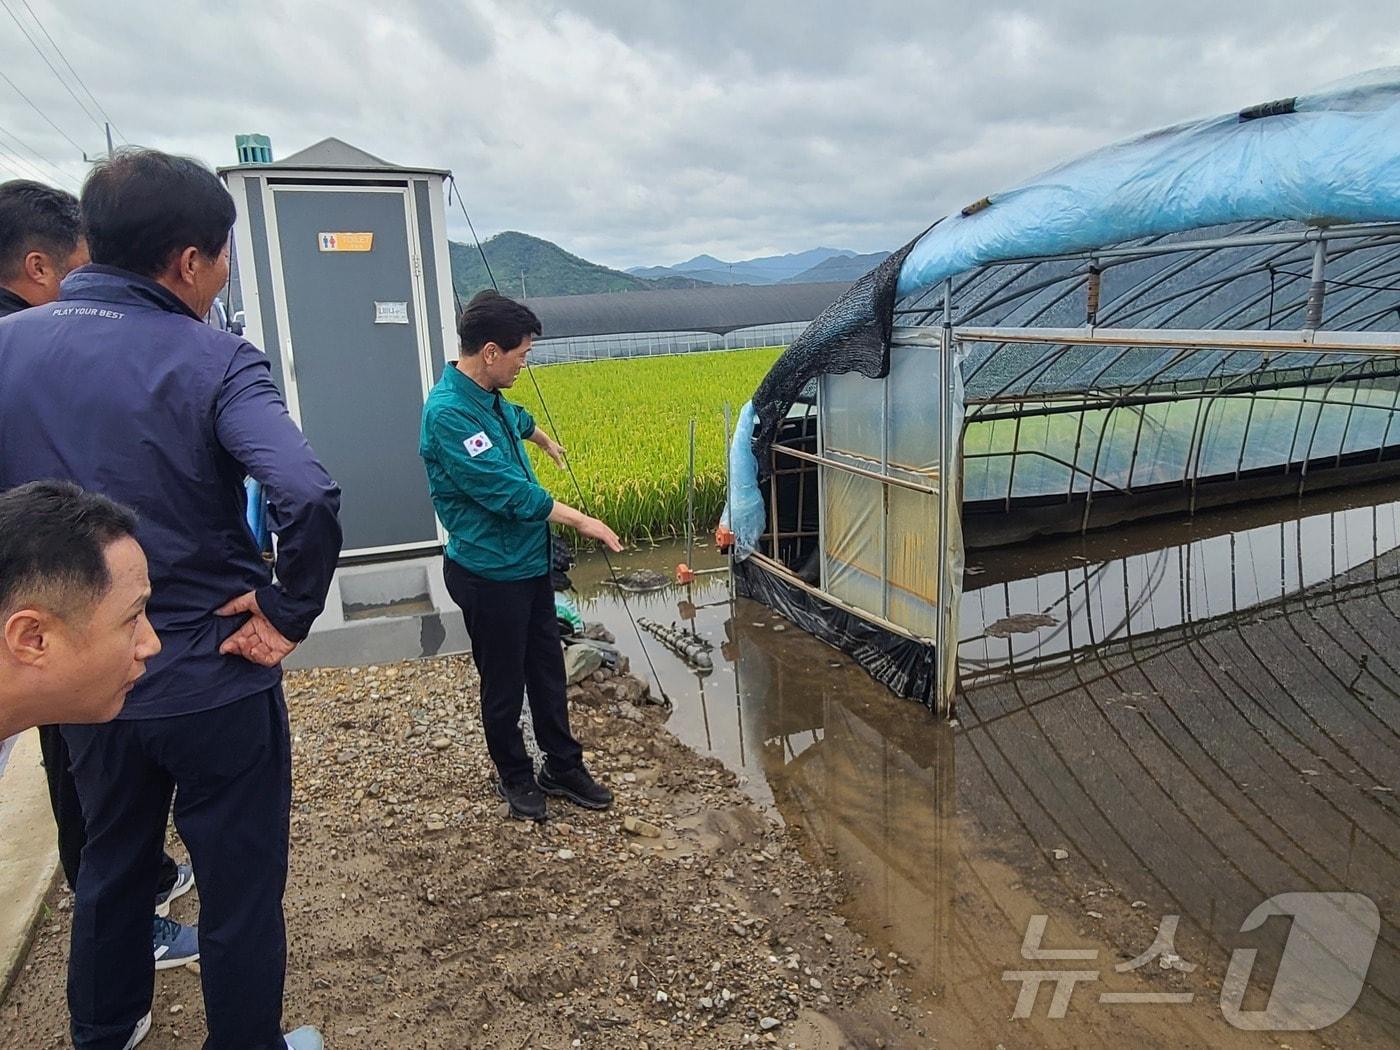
<box><xmin>730</xmin><ymin>611</ymin><xmax>960</xmax><ymax>1008</ymax></box>
<box><xmin>963</xmin><ymin>482</ymin><xmax>1400</xmax><ymax>676</ymax></box>
<box><xmin>571</xmin><ymin>481</ymin><xmax>1400</xmax><ymax>1045</ymax></box>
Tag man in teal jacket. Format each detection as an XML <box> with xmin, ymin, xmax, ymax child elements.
<box><xmin>421</xmin><ymin>290</ymin><xmax>621</xmax><ymax>820</ymax></box>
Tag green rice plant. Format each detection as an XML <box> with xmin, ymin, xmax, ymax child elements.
<box><xmin>507</xmin><ymin>348</ymin><xmax>783</xmax><ymax>543</ymax></box>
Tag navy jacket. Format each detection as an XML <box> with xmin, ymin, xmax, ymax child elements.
<box><xmin>0</xmin><ymin>266</ymin><xmax>343</xmax><ymax>718</ymax></box>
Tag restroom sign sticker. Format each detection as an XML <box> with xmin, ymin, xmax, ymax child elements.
<box><xmin>318</xmin><ymin>231</ymin><xmax>374</xmax><ymax>252</ymax></box>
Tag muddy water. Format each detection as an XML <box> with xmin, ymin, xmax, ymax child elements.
<box><xmin>570</xmin><ymin>482</ymin><xmax>1400</xmax><ymax>1047</ymax></box>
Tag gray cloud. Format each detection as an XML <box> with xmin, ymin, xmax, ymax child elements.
<box><xmin>0</xmin><ymin>1</ymin><xmax>1396</xmax><ymax>268</ymax></box>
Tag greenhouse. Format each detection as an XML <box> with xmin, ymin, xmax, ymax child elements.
<box><xmin>524</xmin><ymin>281</ymin><xmax>848</xmax><ymax>362</ymax></box>
<box><xmin>723</xmin><ymin>68</ymin><xmax>1400</xmax><ymax>716</ymax></box>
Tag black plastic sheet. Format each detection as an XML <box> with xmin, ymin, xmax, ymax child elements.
<box><xmin>734</xmin><ymin>558</ymin><xmax>938</xmax><ymax>707</ymax></box>
<box><xmin>748</xmin><ymin>231</ymin><xmax>929</xmax><ymax>478</ymax></box>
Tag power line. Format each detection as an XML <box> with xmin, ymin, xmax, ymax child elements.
<box><xmin>0</xmin><ymin>139</ymin><xmax>67</xmax><ymax>187</ymax></box>
<box><xmin>0</xmin><ymin>147</ymin><xmax>55</xmax><ymax>185</ymax></box>
<box><xmin>0</xmin><ymin>0</ymin><xmax>104</xmax><ymax>135</ymax></box>
<box><xmin>0</xmin><ymin>118</ymin><xmax>77</xmax><ymax>187</ymax></box>
<box><xmin>16</xmin><ymin>0</ymin><xmax>126</xmax><ymax>143</ymax></box>
<box><xmin>0</xmin><ymin>156</ymin><xmax>32</xmax><ymax>182</ymax></box>
<box><xmin>0</xmin><ymin>65</ymin><xmax>86</xmax><ymax>156</ymax></box>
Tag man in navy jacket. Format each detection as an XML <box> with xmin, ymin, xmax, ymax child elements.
<box><xmin>0</xmin><ymin>150</ymin><xmax>340</xmax><ymax>1050</ymax></box>
<box><xmin>0</xmin><ymin>177</ymin><xmax>200</xmax><ymax>975</ymax></box>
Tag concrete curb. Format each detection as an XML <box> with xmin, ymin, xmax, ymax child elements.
<box><xmin>0</xmin><ymin>729</ymin><xmax>60</xmax><ymax>1003</ymax></box>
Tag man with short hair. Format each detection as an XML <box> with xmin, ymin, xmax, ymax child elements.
<box><xmin>0</xmin><ymin>178</ymin><xmax>88</xmax><ymax>318</ymax></box>
<box><xmin>0</xmin><ymin>178</ymin><xmax>199</xmax><ymax>975</ymax></box>
<box><xmin>0</xmin><ymin>482</ymin><xmax>180</xmax><ymax>1049</ymax></box>
<box><xmin>0</xmin><ymin>150</ymin><xmax>340</xmax><ymax>1050</ymax></box>
<box><xmin>421</xmin><ymin>289</ymin><xmax>621</xmax><ymax>822</ymax></box>
<box><xmin>0</xmin><ymin>481</ymin><xmax>159</xmax><ymax>759</ymax></box>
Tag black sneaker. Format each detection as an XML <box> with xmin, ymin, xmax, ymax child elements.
<box><xmin>538</xmin><ymin>761</ymin><xmax>613</xmax><ymax>811</ymax></box>
<box><xmin>495</xmin><ymin>775</ymin><xmax>547</xmax><ymax>821</ymax></box>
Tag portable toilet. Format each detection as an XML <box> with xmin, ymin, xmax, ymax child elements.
<box><xmin>221</xmin><ymin>137</ymin><xmax>457</xmax><ymax>560</ymax></box>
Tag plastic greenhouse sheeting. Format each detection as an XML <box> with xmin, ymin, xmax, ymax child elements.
<box><xmin>897</xmin><ymin>68</ymin><xmax>1400</xmax><ymax>303</ymax></box>
<box><xmin>961</xmin><ymin>376</ymin><xmax>1400</xmax><ymax>504</ymax></box>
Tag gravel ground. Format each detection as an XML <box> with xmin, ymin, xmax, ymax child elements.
<box><xmin>1</xmin><ymin>655</ymin><xmax>930</xmax><ymax>1049</ymax></box>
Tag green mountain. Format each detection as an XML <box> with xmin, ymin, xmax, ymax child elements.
<box><xmin>449</xmin><ymin>231</ymin><xmax>709</xmax><ymax>300</ymax></box>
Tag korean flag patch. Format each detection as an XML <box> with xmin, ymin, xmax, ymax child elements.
<box><xmin>464</xmin><ymin>431</ymin><xmax>493</xmax><ymax>457</ymax></box>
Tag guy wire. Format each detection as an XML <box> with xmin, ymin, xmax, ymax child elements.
<box><xmin>447</xmin><ymin>176</ymin><xmax>671</xmax><ymax>703</ymax></box>
<box><xmin>448</xmin><ymin>174</ymin><xmax>499</xmax><ymax>293</ymax></box>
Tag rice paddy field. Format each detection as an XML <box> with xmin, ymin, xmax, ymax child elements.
<box><xmin>507</xmin><ymin>347</ymin><xmax>783</xmax><ymax>542</ymax></box>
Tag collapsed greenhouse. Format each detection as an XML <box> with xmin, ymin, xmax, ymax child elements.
<box><xmin>722</xmin><ymin>68</ymin><xmax>1400</xmax><ymax>716</ymax></box>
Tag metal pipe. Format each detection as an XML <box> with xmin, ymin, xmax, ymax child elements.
<box><xmin>1305</xmin><ymin>237</ymin><xmax>1328</xmax><ymax>330</ymax></box>
<box><xmin>768</xmin><ymin>445</ymin><xmax>781</xmax><ymax>559</ymax></box>
<box><xmin>722</xmin><ymin>401</ymin><xmax>733</xmax><ymax>602</ymax></box>
<box><xmin>937</xmin><ymin>280</ymin><xmax>955</xmax><ymax>718</ymax></box>
<box><xmin>1085</xmin><ymin>263</ymin><xmax>1102</xmax><ymax>326</ymax></box>
<box><xmin>921</xmin><ymin>325</ymin><xmax>1400</xmax><ymax>355</ymax></box>
<box><xmin>981</xmin><ymin>221</ymin><xmax>1400</xmax><ymax>266</ymax></box>
<box><xmin>795</xmin><ymin>403</ymin><xmax>809</xmax><ymax>570</ymax></box>
<box><xmin>685</xmin><ymin>418</ymin><xmax>696</xmax><ymax>570</ymax></box>
<box><xmin>816</xmin><ymin>380</ymin><xmax>827</xmax><ymax>593</ymax></box>
<box><xmin>772</xmin><ymin>444</ymin><xmax>938</xmax><ymax>495</ymax></box>
<box><xmin>881</xmin><ymin>356</ymin><xmax>891</xmax><ymax>620</ymax></box>
<box><xmin>1004</xmin><ymin>410</ymin><xmax>1023</xmax><ymax>512</ymax></box>
<box><xmin>745</xmin><ymin>551</ymin><xmax>934</xmax><ymax>645</ymax></box>
<box><xmin>964</xmin><ymin>363</ymin><xmax>1400</xmax><ymax>421</ymax></box>
<box><xmin>1296</xmin><ymin>356</ymin><xmax>1376</xmax><ymax>489</ymax></box>
<box><xmin>1182</xmin><ymin>351</ymin><xmax>1258</xmax><ymax>512</ymax></box>
<box><xmin>1331</xmin><ymin>359</ymin><xmax>1370</xmax><ymax>469</ymax></box>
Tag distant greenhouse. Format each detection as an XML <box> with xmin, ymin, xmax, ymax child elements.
<box><xmin>522</xmin><ymin>282</ymin><xmax>851</xmax><ymax>362</ymax></box>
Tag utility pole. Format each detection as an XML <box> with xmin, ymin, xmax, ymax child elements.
<box><xmin>83</xmin><ymin>122</ymin><xmax>118</xmax><ymax>166</ymax></box>
<box><xmin>520</xmin><ymin>271</ymin><xmax>527</xmax><ymax>299</ymax></box>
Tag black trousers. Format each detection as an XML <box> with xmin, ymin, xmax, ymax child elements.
<box><xmin>62</xmin><ymin>688</ymin><xmax>292</xmax><ymax>1050</ymax></box>
<box><xmin>37</xmin><ymin>724</ymin><xmax>178</xmax><ymax>898</ymax></box>
<box><xmin>443</xmin><ymin>558</ymin><xmax>583</xmax><ymax>783</ymax></box>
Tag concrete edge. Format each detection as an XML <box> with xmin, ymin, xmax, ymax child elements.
<box><xmin>0</xmin><ymin>728</ymin><xmax>61</xmax><ymax>1004</ymax></box>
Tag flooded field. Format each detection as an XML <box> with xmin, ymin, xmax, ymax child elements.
<box><xmin>570</xmin><ymin>481</ymin><xmax>1400</xmax><ymax>1047</ymax></box>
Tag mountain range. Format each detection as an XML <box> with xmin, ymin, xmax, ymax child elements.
<box><xmin>449</xmin><ymin>232</ymin><xmax>710</xmax><ymax>301</ymax></box>
<box><xmin>777</xmin><ymin>251</ymin><xmax>891</xmax><ymax>284</ymax></box>
<box><xmin>628</xmin><ymin>247</ymin><xmax>864</xmax><ymax>286</ymax></box>
<box><xmin>449</xmin><ymin>233</ymin><xmax>889</xmax><ymax>300</ymax></box>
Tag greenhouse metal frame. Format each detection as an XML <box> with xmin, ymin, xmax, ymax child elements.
<box><xmin>739</xmin><ymin>221</ymin><xmax>1400</xmax><ymax>719</ymax></box>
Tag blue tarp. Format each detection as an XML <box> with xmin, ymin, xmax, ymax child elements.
<box><xmin>897</xmin><ymin>68</ymin><xmax>1400</xmax><ymax>302</ymax></box>
<box><xmin>720</xmin><ymin>400</ymin><xmax>764</xmax><ymax>556</ymax></box>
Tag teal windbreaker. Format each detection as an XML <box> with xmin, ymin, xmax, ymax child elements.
<box><xmin>420</xmin><ymin>364</ymin><xmax>554</xmax><ymax>580</ymax></box>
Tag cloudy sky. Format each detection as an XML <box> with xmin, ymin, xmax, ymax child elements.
<box><xmin>1</xmin><ymin>1</ymin><xmax>1397</xmax><ymax>269</ymax></box>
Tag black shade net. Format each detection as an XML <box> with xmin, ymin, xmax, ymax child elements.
<box><xmin>748</xmin><ymin>230</ymin><xmax>930</xmax><ymax>477</ymax></box>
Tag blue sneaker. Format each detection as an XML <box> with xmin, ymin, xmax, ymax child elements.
<box><xmin>153</xmin><ymin>863</ymin><xmax>195</xmax><ymax>917</ymax></box>
<box><xmin>284</xmin><ymin>1026</ymin><xmax>324</xmax><ymax>1050</ymax></box>
<box><xmin>152</xmin><ymin>915</ymin><xmax>199</xmax><ymax>970</ymax></box>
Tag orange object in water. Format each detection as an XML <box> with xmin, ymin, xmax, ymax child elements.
<box><xmin>676</xmin><ymin>563</ymin><xmax>696</xmax><ymax>584</ymax></box>
<box><xmin>714</xmin><ymin>525</ymin><xmax>735</xmax><ymax>548</ymax></box>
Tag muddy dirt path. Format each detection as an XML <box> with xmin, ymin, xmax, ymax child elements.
<box><xmin>1</xmin><ymin>657</ymin><xmax>927</xmax><ymax>1049</ymax></box>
